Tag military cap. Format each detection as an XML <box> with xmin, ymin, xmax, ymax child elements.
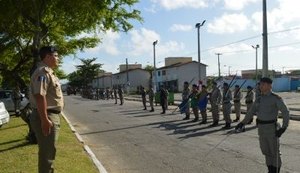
<box><xmin>260</xmin><ymin>77</ymin><xmax>273</xmax><ymax>84</ymax></box>
<box><xmin>212</xmin><ymin>81</ymin><xmax>217</xmax><ymax>85</ymax></box>
<box><xmin>192</xmin><ymin>84</ymin><xmax>198</xmax><ymax>88</ymax></box>
<box><xmin>184</xmin><ymin>81</ymin><xmax>189</xmax><ymax>85</ymax></box>
<box><xmin>39</xmin><ymin>46</ymin><xmax>58</xmax><ymax>59</ymax></box>
<box><xmin>235</xmin><ymin>85</ymin><xmax>239</xmax><ymax>88</ymax></box>
<box><xmin>223</xmin><ymin>82</ymin><xmax>229</xmax><ymax>87</ymax></box>
<box><xmin>247</xmin><ymin>85</ymin><xmax>253</xmax><ymax>89</ymax></box>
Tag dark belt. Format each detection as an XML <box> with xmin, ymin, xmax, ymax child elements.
<box><xmin>234</xmin><ymin>100</ymin><xmax>240</xmax><ymax>103</ymax></box>
<box><xmin>256</xmin><ymin>119</ymin><xmax>277</xmax><ymax>124</ymax></box>
<box><xmin>223</xmin><ymin>101</ymin><xmax>230</xmax><ymax>104</ymax></box>
<box><xmin>246</xmin><ymin>100</ymin><xmax>253</xmax><ymax>104</ymax></box>
<box><xmin>47</xmin><ymin>109</ymin><xmax>61</xmax><ymax>114</ymax></box>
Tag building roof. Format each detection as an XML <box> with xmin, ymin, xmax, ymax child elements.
<box><xmin>156</xmin><ymin>61</ymin><xmax>207</xmax><ymax>70</ymax></box>
<box><xmin>112</xmin><ymin>68</ymin><xmax>149</xmax><ymax>75</ymax></box>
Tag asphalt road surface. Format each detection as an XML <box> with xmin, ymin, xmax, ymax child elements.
<box><xmin>63</xmin><ymin>95</ymin><xmax>300</xmax><ymax>173</ymax></box>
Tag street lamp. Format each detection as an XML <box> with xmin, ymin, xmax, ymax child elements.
<box><xmin>262</xmin><ymin>0</ymin><xmax>269</xmax><ymax>77</ymax></box>
<box><xmin>153</xmin><ymin>40</ymin><xmax>158</xmax><ymax>92</ymax></box>
<box><xmin>195</xmin><ymin>20</ymin><xmax>206</xmax><ymax>83</ymax></box>
<box><xmin>215</xmin><ymin>53</ymin><xmax>222</xmax><ymax>78</ymax></box>
<box><xmin>252</xmin><ymin>44</ymin><xmax>259</xmax><ymax>83</ymax></box>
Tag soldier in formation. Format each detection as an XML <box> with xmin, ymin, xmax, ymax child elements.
<box><xmin>159</xmin><ymin>85</ymin><xmax>168</xmax><ymax>114</ymax></box>
<box><xmin>236</xmin><ymin>77</ymin><xmax>289</xmax><ymax>173</ymax></box>
<box><xmin>148</xmin><ymin>85</ymin><xmax>155</xmax><ymax>112</ymax></box>
<box><xmin>118</xmin><ymin>86</ymin><xmax>124</xmax><ymax>105</ymax></box>
<box><xmin>222</xmin><ymin>82</ymin><xmax>232</xmax><ymax>129</ymax></box>
<box><xmin>209</xmin><ymin>81</ymin><xmax>222</xmax><ymax>127</ymax></box>
<box><xmin>245</xmin><ymin>85</ymin><xmax>254</xmax><ymax>124</ymax></box>
<box><xmin>233</xmin><ymin>85</ymin><xmax>242</xmax><ymax>122</ymax></box>
<box><xmin>182</xmin><ymin>81</ymin><xmax>190</xmax><ymax>120</ymax></box>
<box><xmin>140</xmin><ymin>86</ymin><xmax>147</xmax><ymax>110</ymax></box>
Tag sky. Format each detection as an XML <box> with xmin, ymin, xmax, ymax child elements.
<box><xmin>62</xmin><ymin>0</ymin><xmax>300</xmax><ymax>77</ymax></box>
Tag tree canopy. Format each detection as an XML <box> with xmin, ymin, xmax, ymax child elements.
<box><xmin>0</xmin><ymin>0</ymin><xmax>142</xmax><ymax>90</ymax></box>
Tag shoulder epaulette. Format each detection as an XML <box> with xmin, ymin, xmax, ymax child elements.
<box><xmin>271</xmin><ymin>93</ymin><xmax>282</xmax><ymax>99</ymax></box>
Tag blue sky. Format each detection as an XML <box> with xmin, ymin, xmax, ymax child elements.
<box><xmin>62</xmin><ymin>0</ymin><xmax>300</xmax><ymax>77</ymax></box>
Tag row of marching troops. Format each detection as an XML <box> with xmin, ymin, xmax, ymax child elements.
<box><xmin>80</xmin><ymin>87</ymin><xmax>125</xmax><ymax>105</ymax></box>
<box><xmin>138</xmin><ymin>77</ymin><xmax>290</xmax><ymax>173</ymax></box>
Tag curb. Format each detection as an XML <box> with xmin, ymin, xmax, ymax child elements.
<box><xmin>61</xmin><ymin>112</ymin><xmax>108</xmax><ymax>173</ymax></box>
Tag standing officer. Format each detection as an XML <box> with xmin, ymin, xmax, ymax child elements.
<box><xmin>182</xmin><ymin>81</ymin><xmax>190</xmax><ymax>120</ymax></box>
<box><xmin>233</xmin><ymin>85</ymin><xmax>242</xmax><ymax>122</ymax></box>
<box><xmin>190</xmin><ymin>84</ymin><xmax>200</xmax><ymax>122</ymax></box>
<box><xmin>209</xmin><ymin>81</ymin><xmax>222</xmax><ymax>127</ymax></box>
<box><xmin>159</xmin><ymin>85</ymin><xmax>168</xmax><ymax>114</ymax></box>
<box><xmin>140</xmin><ymin>86</ymin><xmax>147</xmax><ymax>110</ymax></box>
<box><xmin>236</xmin><ymin>77</ymin><xmax>289</xmax><ymax>173</ymax></box>
<box><xmin>222</xmin><ymin>82</ymin><xmax>232</xmax><ymax>129</ymax></box>
<box><xmin>30</xmin><ymin>46</ymin><xmax>64</xmax><ymax>173</ymax></box>
<box><xmin>245</xmin><ymin>85</ymin><xmax>254</xmax><ymax>124</ymax></box>
<box><xmin>113</xmin><ymin>88</ymin><xmax>118</xmax><ymax>104</ymax></box>
<box><xmin>198</xmin><ymin>85</ymin><xmax>208</xmax><ymax>124</ymax></box>
<box><xmin>148</xmin><ymin>85</ymin><xmax>155</xmax><ymax>112</ymax></box>
<box><xmin>118</xmin><ymin>86</ymin><xmax>124</xmax><ymax>105</ymax></box>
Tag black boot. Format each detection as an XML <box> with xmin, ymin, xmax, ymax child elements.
<box><xmin>199</xmin><ymin>120</ymin><xmax>207</xmax><ymax>124</ymax></box>
<box><xmin>222</xmin><ymin>123</ymin><xmax>231</xmax><ymax>129</ymax></box>
<box><xmin>267</xmin><ymin>165</ymin><xmax>272</xmax><ymax>173</ymax></box>
<box><xmin>182</xmin><ymin>116</ymin><xmax>190</xmax><ymax>120</ymax></box>
<box><xmin>209</xmin><ymin>121</ymin><xmax>219</xmax><ymax>127</ymax></box>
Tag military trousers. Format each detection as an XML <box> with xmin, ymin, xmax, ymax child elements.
<box><xmin>142</xmin><ymin>97</ymin><xmax>147</xmax><ymax>109</ymax></box>
<box><xmin>149</xmin><ymin>97</ymin><xmax>154</xmax><ymax>109</ymax></box>
<box><xmin>200</xmin><ymin>108</ymin><xmax>207</xmax><ymax>121</ymax></box>
<box><xmin>234</xmin><ymin>102</ymin><xmax>241</xmax><ymax>119</ymax></box>
<box><xmin>210</xmin><ymin>103</ymin><xmax>220</xmax><ymax>122</ymax></box>
<box><xmin>258</xmin><ymin>123</ymin><xmax>281</xmax><ymax>168</ymax></box>
<box><xmin>30</xmin><ymin>109</ymin><xmax>60</xmax><ymax>173</ymax></box>
<box><xmin>222</xmin><ymin>103</ymin><xmax>232</xmax><ymax>123</ymax></box>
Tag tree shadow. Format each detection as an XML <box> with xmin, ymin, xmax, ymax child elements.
<box><xmin>0</xmin><ymin>140</ymin><xmax>29</xmax><ymax>153</ymax></box>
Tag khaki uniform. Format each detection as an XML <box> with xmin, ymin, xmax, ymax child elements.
<box><xmin>241</xmin><ymin>91</ymin><xmax>289</xmax><ymax>169</ymax></box>
<box><xmin>113</xmin><ymin>89</ymin><xmax>118</xmax><ymax>104</ymax></box>
<box><xmin>141</xmin><ymin>88</ymin><xmax>147</xmax><ymax>110</ymax></box>
<box><xmin>182</xmin><ymin>88</ymin><xmax>190</xmax><ymax>118</ymax></box>
<box><xmin>118</xmin><ymin>88</ymin><xmax>124</xmax><ymax>105</ymax></box>
<box><xmin>233</xmin><ymin>89</ymin><xmax>242</xmax><ymax>121</ymax></box>
<box><xmin>210</xmin><ymin>86</ymin><xmax>221</xmax><ymax>124</ymax></box>
<box><xmin>30</xmin><ymin>62</ymin><xmax>64</xmax><ymax>173</ymax></box>
<box><xmin>222</xmin><ymin>89</ymin><xmax>232</xmax><ymax>124</ymax></box>
<box><xmin>148</xmin><ymin>88</ymin><xmax>154</xmax><ymax>111</ymax></box>
<box><xmin>245</xmin><ymin>89</ymin><xmax>254</xmax><ymax>114</ymax></box>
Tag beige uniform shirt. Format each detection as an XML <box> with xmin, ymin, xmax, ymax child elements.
<box><xmin>30</xmin><ymin>62</ymin><xmax>64</xmax><ymax>111</ymax></box>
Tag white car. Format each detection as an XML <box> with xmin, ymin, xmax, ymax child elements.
<box><xmin>0</xmin><ymin>101</ymin><xmax>9</xmax><ymax>127</ymax></box>
<box><xmin>0</xmin><ymin>90</ymin><xmax>30</xmax><ymax>115</ymax></box>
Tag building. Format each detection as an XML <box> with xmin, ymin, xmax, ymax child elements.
<box><xmin>154</xmin><ymin>61</ymin><xmax>207</xmax><ymax>92</ymax></box>
<box><xmin>119</xmin><ymin>64</ymin><xmax>142</xmax><ymax>72</ymax></box>
<box><xmin>241</xmin><ymin>69</ymin><xmax>281</xmax><ymax>79</ymax></box>
<box><xmin>92</xmin><ymin>73</ymin><xmax>112</xmax><ymax>89</ymax></box>
<box><xmin>165</xmin><ymin>57</ymin><xmax>192</xmax><ymax>66</ymax></box>
<box><xmin>112</xmin><ymin>68</ymin><xmax>151</xmax><ymax>93</ymax></box>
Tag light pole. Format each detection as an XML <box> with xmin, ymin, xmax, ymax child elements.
<box><xmin>252</xmin><ymin>44</ymin><xmax>260</xmax><ymax>83</ymax></box>
<box><xmin>153</xmin><ymin>40</ymin><xmax>158</xmax><ymax>92</ymax></box>
<box><xmin>195</xmin><ymin>20</ymin><xmax>206</xmax><ymax>82</ymax></box>
<box><xmin>216</xmin><ymin>53</ymin><xmax>222</xmax><ymax>78</ymax></box>
<box><xmin>262</xmin><ymin>0</ymin><xmax>269</xmax><ymax>77</ymax></box>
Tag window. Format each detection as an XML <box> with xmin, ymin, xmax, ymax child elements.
<box><xmin>162</xmin><ymin>70</ymin><xmax>166</xmax><ymax>76</ymax></box>
<box><xmin>158</xmin><ymin>71</ymin><xmax>161</xmax><ymax>76</ymax></box>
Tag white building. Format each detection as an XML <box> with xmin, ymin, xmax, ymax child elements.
<box><xmin>154</xmin><ymin>61</ymin><xmax>207</xmax><ymax>92</ymax></box>
<box><xmin>92</xmin><ymin>73</ymin><xmax>113</xmax><ymax>89</ymax></box>
<box><xmin>112</xmin><ymin>68</ymin><xmax>151</xmax><ymax>93</ymax></box>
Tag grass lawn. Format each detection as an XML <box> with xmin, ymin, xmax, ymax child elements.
<box><xmin>0</xmin><ymin>116</ymin><xmax>99</xmax><ymax>173</ymax></box>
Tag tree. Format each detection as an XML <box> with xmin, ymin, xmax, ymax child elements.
<box><xmin>0</xmin><ymin>0</ymin><xmax>142</xmax><ymax>90</ymax></box>
<box><xmin>68</xmin><ymin>58</ymin><xmax>104</xmax><ymax>87</ymax></box>
<box><xmin>144</xmin><ymin>65</ymin><xmax>154</xmax><ymax>79</ymax></box>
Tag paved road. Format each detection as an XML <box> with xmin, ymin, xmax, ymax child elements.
<box><xmin>64</xmin><ymin>95</ymin><xmax>300</xmax><ymax>173</ymax></box>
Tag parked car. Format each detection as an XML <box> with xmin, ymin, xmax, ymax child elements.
<box><xmin>0</xmin><ymin>101</ymin><xmax>10</xmax><ymax>127</ymax></box>
<box><xmin>0</xmin><ymin>90</ymin><xmax>30</xmax><ymax>115</ymax></box>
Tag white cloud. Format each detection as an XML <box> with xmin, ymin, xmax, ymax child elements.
<box><xmin>224</xmin><ymin>0</ymin><xmax>259</xmax><ymax>11</ymax></box>
<box><xmin>252</xmin><ymin>0</ymin><xmax>300</xmax><ymax>34</ymax></box>
<box><xmin>207</xmin><ymin>13</ymin><xmax>250</xmax><ymax>34</ymax></box>
<box><xmin>209</xmin><ymin>43</ymin><xmax>253</xmax><ymax>55</ymax></box>
<box><xmin>170</xmin><ymin>24</ymin><xmax>193</xmax><ymax>32</ymax></box>
<box><xmin>151</xmin><ymin>0</ymin><xmax>209</xmax><ymax>10</ymax></box>
<box><xmin>84</xmin><ymin>30</ymin><xmax>120</xmax><ymax>56</ymax></box>
<box><xmin>127</xmin><ymin>28</ymin><xmax>185</xmax><ymax>59</ymax></box>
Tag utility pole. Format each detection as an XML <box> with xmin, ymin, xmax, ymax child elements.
<box><xmin>262</xmin><ymin>0</ymin><xmax>269</xmax><ymax>77</ymax></box>
<box><xmin>195</xmin><ymin>20</ymin><xmax>206</xmax><ymax>83</ymax></box>
<box><xmin>153</xmin><ymin>40</ymin><xmax>158</xmax><ymax>92</ymax></box>
<box><xmin>126</xmin><ymin>58</ymin><xmax>129</xmax><ymax>94</ymax></box>
<box><xmin>252</xmin><ymin>44</ymin><xmax>260</xmax><ymax>83</ymax></box>
<box><xmin>216</xmin><ymin>53</ymin><xmax>222</xmax><ymax>78</ymax></box>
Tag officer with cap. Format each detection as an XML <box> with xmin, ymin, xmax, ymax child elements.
<box><xmin>209</xmin><ymin>81</ymin><xmax>222</xmax><ymax>127</ymax></box>
<box><xmin>233</xmin><ymin>85</ymin><xmax>242</xmax><ymax>122</ymax></box>
<box><xmin>182</xmin><ymin>81</ymin><xmax>191</xmax><ymax>120</ymax></box>
<box><xmin>30</xmin><ymin>46</ymin><xmax>64</xmax><ymax>173</ymax></box>
<box><xmin>245</xmin><ymin>85</ymin><xmax>254</xmax><ymax>124</ymax></box>
<box><xmin>222</xmin><ymin>82</ymin><xmax>232</xmax><ymax>129</ymax></box>
<box><xmin>236</xmin><ymin>77</ymin><xmax>289</xmax><ymax>173</ymax></box>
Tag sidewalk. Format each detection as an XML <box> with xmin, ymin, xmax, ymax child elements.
<box><xmin>124</xmin><ymin>91</ymin><xmax>300</xmax><ymax>121</ymax></box>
